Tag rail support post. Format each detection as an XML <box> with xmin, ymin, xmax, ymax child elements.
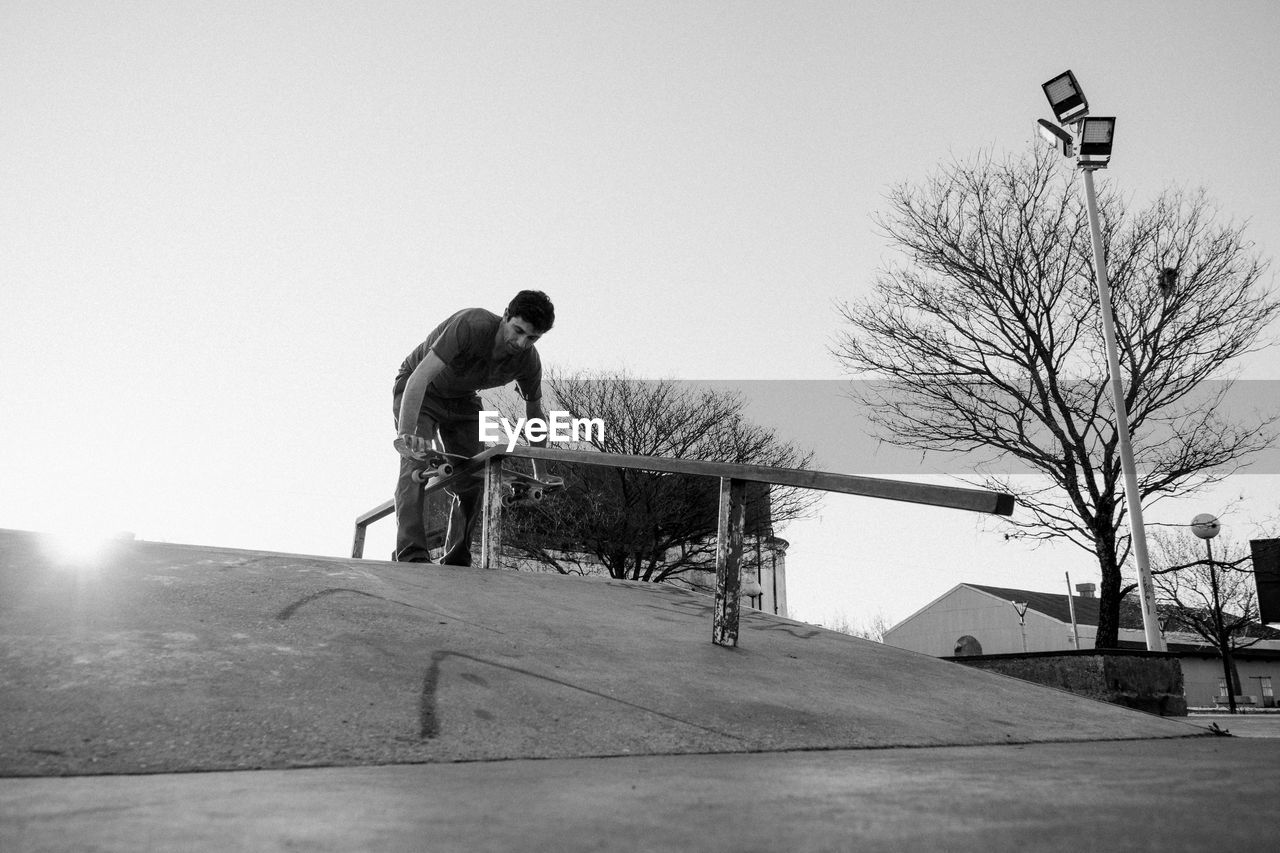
<box><xmin>480</xmin><ymin>456</ymin><xmax>505</xmax><ymax>570</ymax></box>
<box><xmin>713</xmin><ymin>477</ymin><xmax>747</xmax><ymax>647</ymax></box>
<box><xmin>351</xmin><ymin>523</ymin><xmax>367</xmax><ymax>559</ymax></box>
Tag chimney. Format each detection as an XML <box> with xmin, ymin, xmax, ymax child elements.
<box><xmin>1075</xmin><ymin>583</ymin><xmax>1096</xmax><ymax>599</ymax></box>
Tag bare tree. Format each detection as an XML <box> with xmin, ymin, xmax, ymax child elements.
<box><xmin>1151</xmin><ymin>530</ymin><xmax>1279</xmax><ymax>707</ymax></box>
<box><xmin>500</xmin><ymin>373</ymin><xmax>818</xmax><ymax>582</ymax></box>
<box><xmin>832</xmin><ymin>145</ymin><xmax>1279</xmax><ymax>648</ymax></box>
<box><xmin>820</xmin><ymin>610</ymin><xmax>892</xmax><ymax>643</ymax></box>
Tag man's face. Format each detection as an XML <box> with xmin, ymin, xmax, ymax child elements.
<box><xmin>498</xmin><ymin>312</ymin><xmax>545</xmax><ymax>356</ymax></box>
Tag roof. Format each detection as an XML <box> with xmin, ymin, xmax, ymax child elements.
<box><xmin>966</xmin><ymin>583</ymin><xmax>1280</xmax><ymax>640</ymax></box>
<box><xmin>967</xmin><ymin>584</ymin><xmax>1128</xmax><ymax>629</ymax></box>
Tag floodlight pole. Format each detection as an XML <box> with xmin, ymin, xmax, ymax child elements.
<box><xmin>1079</xmin><ymin>165</ymin><xmax>1166</xmax><ymax>652</ymax></box>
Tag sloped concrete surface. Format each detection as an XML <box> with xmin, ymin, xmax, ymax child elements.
<box><xmin>1</xmin><ymin>528</ymin><xmax>1203</xmax><ymax>777</ymax></box>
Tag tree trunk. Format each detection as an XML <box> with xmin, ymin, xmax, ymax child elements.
<box><xmin>1094</xmin><ymin>529</ymin><xmax>1122</xmax><ymax>649</ymax></box>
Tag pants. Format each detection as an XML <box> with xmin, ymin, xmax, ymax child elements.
<box><xmin>392</xmin><ymin>391</ymin><xmax>484</xmax><ymax>565</ymax></box>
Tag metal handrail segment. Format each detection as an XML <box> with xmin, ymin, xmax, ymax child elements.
<box><xmin>506</xmin><ymin>446</ymin><xmax>1015</xmax><ymax>516</ymax></box>
<box><xmin>351</xmin><ymin>446</ymin><xmax>1016</xmax><ymax>647</ymax></box>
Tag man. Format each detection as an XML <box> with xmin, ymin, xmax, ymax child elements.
<box><xmin>392</xmin><ymin>290</ymin><xmax>555</xmax><ymax>564</ymax></box>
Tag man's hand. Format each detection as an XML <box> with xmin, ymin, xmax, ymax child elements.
<box><xmin>394</xmin><ymin>433</ymin><xmax>434</xmax><ymax>462</ymax></box>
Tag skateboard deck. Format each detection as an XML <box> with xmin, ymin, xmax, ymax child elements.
<box><xmin>394</xmin><ymin>438</ymin><xmax>465</xmax><ymax>478</ymax></box>
<box><xmin>498</xmin><ymin>468</ymin><xmax>565</xmax><ymax>507</ymax></box>
<box><xmin>403</xmin><ymin>447</ymin><xmax>471</xmax><ymax>480</ymax></box>
<box><xmin>406</xmin><ymin>447</ymin><xmax>563</xmax><ymax>507</ymax></box>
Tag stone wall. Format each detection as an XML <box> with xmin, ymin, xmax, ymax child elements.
<box><xmin>950</xmin><ymin>650</ymin><xmax>1187</xmax><ymax>716</ymax></box>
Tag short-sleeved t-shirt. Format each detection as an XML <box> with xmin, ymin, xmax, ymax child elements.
<box><xmin>394</xmin><ymin>308</ymin><xmax>542</xmax><ymax>401</ymax></box>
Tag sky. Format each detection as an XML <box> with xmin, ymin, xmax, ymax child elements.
<box><xmin>4</xmin><ymin>0</ymin><xmax>1279</xmax><ymax>632</ymax></box>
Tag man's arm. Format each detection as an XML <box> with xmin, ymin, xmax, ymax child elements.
<box><xmin>396</xmin><ymin>350</ymin><xmax>447</xmax><ymax>456</ymax></box>
<box><xmin>525</xmin><ymin>395</ymin><xmax>549</xmax><ymax>481</ymax></box>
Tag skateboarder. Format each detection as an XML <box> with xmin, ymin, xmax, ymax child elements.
<box><xmin>392</xmin><ymin>290</ymin><xmax>555</xmax><ymax>564</ymax></box>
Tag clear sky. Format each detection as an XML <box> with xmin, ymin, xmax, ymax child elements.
<box><xmin>4</xmin><ymin>0</ymin><xmax>1278</xmax><ymax>630</ymax></box>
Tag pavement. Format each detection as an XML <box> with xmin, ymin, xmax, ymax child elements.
<box><xmin>1184</xmin><ymin>712</ymin><xmax>1280</xmax><ymax>737</ymax></box>
<box><xmin>2</xmin><ymin>528</ymin><xmax>1277</xmax><ymax>851</ymax></box>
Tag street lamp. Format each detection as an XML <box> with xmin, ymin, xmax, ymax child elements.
<box><xmin>1042</xmin><ymin>70</ymin><xmax>1090</xmax><ymax>124</ymax></box>
<box><xmin>1076</xmin><ymin>117</ymin><xmax>1117</xmax><ymax>167</ymax></box>
<box><xmin>1036</xmin><ymin>119</ymin><xmax>1074</xmax><ymax>157</ymax></box>
<box><xmin>1192</xmin><ymin>512</ymin><xmax>1239</xmax><ymax>714</ymax></box>
<box><xmin>1038</xmin><ymin>70</ymin><xmax>1165</xmax><ymax>652</ymax></box>
<box><xmin>1012</xmin><ymin>601</ymin><xmax>1030</xmax><ymax>653</ymax></box>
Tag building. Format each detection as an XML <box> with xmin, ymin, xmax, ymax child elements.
<box><xmin>669</xmin><ymin>533</ymin><xmax>789</xmax><ymax>617</ymax></box>
<box><xmin>884</xmin><ymin>582</ymin><xmax>1280</xmax><ymax>709</ymax></box>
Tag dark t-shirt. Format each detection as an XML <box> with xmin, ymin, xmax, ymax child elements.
<box><xmin>394</xmin><ymin>308</ymin><xmax>542</xmax><ymax>401</ymax></box>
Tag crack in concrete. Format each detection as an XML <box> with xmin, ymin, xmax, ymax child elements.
<box><xmin>418</xmin><ymin>650</ymin><xmax>747</xmax><ymax>744</ymax></box>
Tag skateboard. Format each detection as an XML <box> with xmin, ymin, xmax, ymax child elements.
<box><xmin>406</xmin><ymin>447</ymin><xmax>564</xmax><ymax>507</ymax></box>
<box><xmin>399</xmin><ymin>443</ymin><xmax>469</xmax><ymax>480</ymax></box>
<box><xmin>497</xmin><ymin>468</ymin><xmax>565</xmax><ymax>507</ymax></box>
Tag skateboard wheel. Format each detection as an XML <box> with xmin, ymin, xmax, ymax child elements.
<box><xmin>528</xmin><ymin>488</ymin><xmax>544</xmax><ymax>502</ymax></box>
<box><xmin>413</xmin><ymin>464</ymin><xmax>453</xmax><ymax>485</ymax></box>
<box><xmin>501</xmin><ymin>493</ymin><xmax>518</xmax><ymax>508</ymax></box>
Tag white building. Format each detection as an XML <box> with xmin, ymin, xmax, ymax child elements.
<box><xmin>884</xmin><ymin>582</ymin><xmax>1280</xmax><ymax>709</ymax></box>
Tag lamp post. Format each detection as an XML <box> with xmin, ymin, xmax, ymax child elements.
<box><xmin>1012</xmin><ymin>601</ymin><xmax>1030</xmax><ymax>653</ymax></box>
<box><xmin>1065</xmin><ymin>572</ymin><xmax>1081</xmax><ymax>648</ymax></box>
<box><xmin>1038</xmin><ymin>71</ymin><xmax>1165</xmax><ymax>652</ymax></box>
<box><xmin>1192</xmin><ymin>513</ymin><xmax>1238</xmax><ymax>714</ymax></box>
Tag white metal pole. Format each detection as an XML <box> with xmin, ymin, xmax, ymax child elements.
<box><xmin>1065</xmin><ymin>572</ymin><xmax>1081</xmax><ymax>649</ymax></box>
<box><xmin>1080</xmin><ymin>167</ymin><xmax>1166</xmax><ymax>652</ymax></box>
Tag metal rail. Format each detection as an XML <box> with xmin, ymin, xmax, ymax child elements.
<box><xmin>353</xmin><ymin>446</ymin><xmax>1015</xmax><ymax>648</ymax></box>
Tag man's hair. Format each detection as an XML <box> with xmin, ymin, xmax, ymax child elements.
<box><xmin>506</xmin><ymin>290</ymin><xmax>555</xmax><ymax>332</ymax></box>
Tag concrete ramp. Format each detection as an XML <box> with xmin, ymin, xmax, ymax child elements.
<box><xmin>0</xmin><ymin>529</ymin><xmax>1203</xmax><ymax>776</ymax></box>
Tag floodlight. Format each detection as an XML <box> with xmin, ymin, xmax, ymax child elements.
<box><xmin>1036</xmin><ymin>118</ymin><xmax>1074</xmax><ymax>157</ymax></box>
<box><xmin>1077</xmin><ymin>117</ymin><xmax>1116</xmax><ymax>167</ymax></box>
<box><xmin>1042</xmin><ymin>70</ymin><xmax>1089</xmax><ymax>125</ymax></box>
